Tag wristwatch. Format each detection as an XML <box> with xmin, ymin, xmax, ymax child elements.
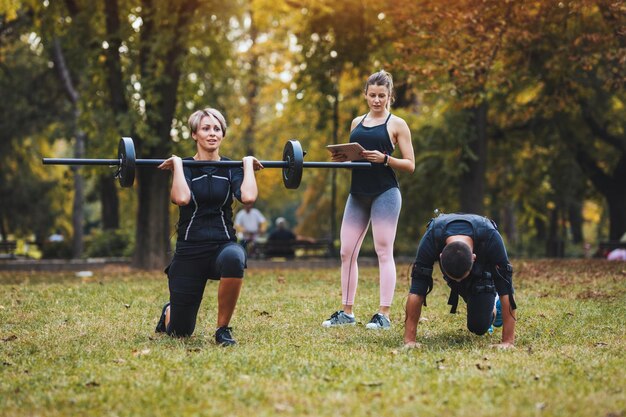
<box><xmin>383</xmin><ymin>155</ymin><xmax>389</xmax><ymax>166</ymax></box>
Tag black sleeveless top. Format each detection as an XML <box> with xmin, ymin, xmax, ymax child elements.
<box><xmin>348</xmin><ymin>113</ymin><xmax>398</xmax><ymax>195</ymax></box>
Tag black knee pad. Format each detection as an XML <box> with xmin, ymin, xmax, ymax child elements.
<box><xmin>217</xmin><ymin>243</ymin><xmax>246</xmax><ymax>278</ymax></box>
<box><xmin>468</xmin><ymin>322</ymin><xmax>491</xmax><ymax>336</ymax></box>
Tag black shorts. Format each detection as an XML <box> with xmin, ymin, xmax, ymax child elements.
<box><xmin>166</xmin><ymin>241</ymin><xmax>247</xmax><ymax>280</ymax></box>
<box><xmin>163</xmin><ymin>241</ymin><xmax>246</xmax><ymax>337</ymax></box>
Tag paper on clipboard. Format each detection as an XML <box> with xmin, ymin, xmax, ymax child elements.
<box><xmin>326</xmin><ymin>143</ymin><xmax>366</xmax><ymax>161</ymax></box>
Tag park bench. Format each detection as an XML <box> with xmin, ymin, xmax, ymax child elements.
<box><xmin>0</xmin><ymin>241</ymin><xmax>17</xmax><ymax>259</ymax></box>
<box><xmin>595</xmin><ymin>241</ymin><xmax>626</xmax><ymax>258</ymax></box>
<box><xmin>254</xmin><ymin>239</ymin><xmax>333</xmax><ymax>259</ymax></box>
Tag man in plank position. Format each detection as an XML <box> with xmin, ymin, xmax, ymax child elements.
<box><xmin>404</xmin><ymin>213</ymin><xmax>517</xmax><ymax>349</ymax></box>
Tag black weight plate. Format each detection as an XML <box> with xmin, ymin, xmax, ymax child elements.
<box><xmin>282</xmin><ymin>140</ymin><xmax>303</xmax><ymax>189</ymax></box>
<box><xmin>118</xmin><ymin>137</ymin><xmax>136</xmax><ymax>187</ymax></box>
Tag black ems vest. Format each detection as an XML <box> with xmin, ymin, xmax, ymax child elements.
<box><xmin>431</xmin><ymin>214</ymin><xmax>499</xmax><ymax>313</ymax></box>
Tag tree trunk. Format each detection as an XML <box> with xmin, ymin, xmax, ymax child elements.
<box><xmin>545</xmin><ymin>207</ymin><xmax>564</xmax><ymax>257</ymax></box>
<box><xmin>329</xmin><ymin>84</ymin><xmax>340</xmax><ymax>256</ymax></box>
<box><xmin>133</xmin><ymin>168</ymin><xmax>171</xmax><ymax>269</ymax></box>
<box><xmin>573</xmin><ymin>104</ymin><xmax>626</xmax><ymax>241</ymax></box>
<box><xmin>574</xmin><ymin>149</ymin><xmax>626</xmax><ymax>241</ymax></box>
<box><xmin>99</xmin><ymin>174</ymin><xmax>119</xmax><ymax>230</ymax></box>
<box><xmin>606</xmin><ymin>189</ymin><xmax>626</xmax><ymax>241</ymax></box>
<box><xmin>51</xmin><ymin>37</ymin><xmax>84</xmax><ymax>258</ymax></box>
<box><xmin>568</xmin><ymin>200</ymin><xmax>583</xmax><ymax>244</ymax></box>
<box><xmin>71</xmin><ymin>126</ymin><xmax>85</xmax><ymax>258</ymax></box>
<box><xmin>242</xmin><ymin>8</ymin><xmax>258</xmax><ymax>156</ymax></box>
<box><xmin>129</xmin><ymin>0</ymin><xmax>197</xmax><ymax>269</ymax></box>
<box><xmin>501</xmin><ymin>201</ymin><xmax>518</xmax><ymax>248</ymax></box>
<box><xmin>459</xmin><ymin>101</ymin><xmax>487</xmax><ymax>214</ymax></box>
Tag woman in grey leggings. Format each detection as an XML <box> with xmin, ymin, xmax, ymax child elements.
<box><xmin>323</xmin><ymin>70</ymin><xmax>415</xmax><ymax>330</ymax></box>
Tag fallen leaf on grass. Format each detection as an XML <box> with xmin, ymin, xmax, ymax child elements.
<box><xmin>1</xmin><ymin>335</ymin><xmax>17</xmax><ymax>342</ymax></box>
<box><xmin>359</xmin><ymin>381</ymin><xmax>383</xmax><ymax>387</ymax></box>
<box><xmin>475</xmin><ymin>363</ymin><xmax>491</xmax><ymax>371</ymax></box>
<box><xmin>85</xmin><ymin>381</ymin><xmax>100</xmax><ymax>387</ymax></box>
<box><xmin>132</xmin><ymin>348</ymin><xmax>151</xmax><ymax>357</ymax></box>
<box><xmin>274</xmin><ymin>403</ymin><xmax>294</xmax><ymax>412</ymax></box>
<box><xmin>277</xmin><ymin>276</ymin><xmax>285</xmax><ymax>284</ymax></box>
<box><xmin>594</xmin><ymin>342</ymin><xmax>608</xmax><ymax>347</ymax></box>
<box><xmin>535</xmin><ymin>402</ymin><xmax>547</xmax><ymax>410</ymax></box>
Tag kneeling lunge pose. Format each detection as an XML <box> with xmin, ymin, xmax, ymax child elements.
<box><xmin>155</xmin><ymin>107</ymin><xmax>263</xmax><ymax>346</ymax></box>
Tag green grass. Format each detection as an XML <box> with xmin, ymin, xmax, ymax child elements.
<box><xmin>1</xmin><ymin>259</ymin><xmax>624</xmax><ymax>417</ymax></box>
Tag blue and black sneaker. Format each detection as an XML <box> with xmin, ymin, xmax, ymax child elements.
<box><xmin>322</xmin><ymin>310</ymin><xmax>356</xmax><ymax>327</ymax></box>
<box><xmin>365</xmin><ymin>313</ymin><xmax>391</xmax><ymax>330</ymax></box>
<box><xmin>493</xmin><ymin>297</ymin><xmax>503</xmax><ymax>328</ymax></box>
<box><xmin>155</xmin><ymin>302</ymin><xmax>170</xmax><ymax>333</ymax></box>
<box><xmin>215</xmin><ymin>326</ymin><xmax>237</xmax><ymax>346</ymax></box>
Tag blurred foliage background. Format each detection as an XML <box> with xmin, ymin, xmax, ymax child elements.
<box><xmin>0</xmin><ymin>0</ymin><xmax>624</xmax><ymax>267</ymax></box>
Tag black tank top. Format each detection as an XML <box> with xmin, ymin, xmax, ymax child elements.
<box><xmin>348</xmin><ymin>113</ymin><xmax>398</xmax><ymax>195</ymax></box>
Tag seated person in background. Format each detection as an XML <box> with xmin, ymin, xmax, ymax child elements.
<box><xmin>48</xmin><ymin>230</ymin><xmax>64</xmax><ymax>242</ymax></box>
<box><xmin>266</xmin><ymin>217</ymin><xmax>297</xmax><ymax>258</ymax></box>
<box><xmin>607</xmin><ymin>248</ymin><xmax>626</xmax><ymax>261</ymax></box>
<box><xmin>234</xmin><ymin>202</ymin><xmax>266</xmax><ymax>249</ymax></box>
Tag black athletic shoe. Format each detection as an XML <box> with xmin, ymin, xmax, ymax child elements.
<box><xmin>155</xmin><ymin>302</ymin><xmax>170</xmax><ymax>333</ymax></box>
<box><xmin>215</xmin><ymin>326</ymin><xmax>237</xmax><ymax>346</ymax></box>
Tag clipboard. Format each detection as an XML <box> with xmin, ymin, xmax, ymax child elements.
<box><xmin>326</xmin><ymin>143</ymin><xmax>366</xmax><ymax>161</ymax></box>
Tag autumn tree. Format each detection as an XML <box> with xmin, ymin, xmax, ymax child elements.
<box><xmin>505</xmin><ymin>1</ymin><xmax>626</xmax><ymax>241</ymax></box>
<box><xmin>388</xmin><ymin>0</ymin><xmax>514</xmax><ymax>215</ymax></box>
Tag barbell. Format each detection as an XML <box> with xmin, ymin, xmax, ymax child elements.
<box><xmin>42</xmin><ymin>137</ymin><xmax>371</xmax><ymax>189</ymax></box>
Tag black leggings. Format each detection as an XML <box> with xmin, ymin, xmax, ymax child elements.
<box><xmin>462</xmin><ymin>291</ymin><xmax>496</xmax><ymax>335</ymax></box>
<box><xmin>165</xmin><ymin>242</ymin><xmax>246</xmax><ymax>337</ymax></box>
<box><xmin>448</xmin><ymin>275</ymin><xmax>497</xmax><ymax>336</ymax></box>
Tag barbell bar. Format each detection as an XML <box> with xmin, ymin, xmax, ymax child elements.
<box><xmin>42</xmin><ymin>137</ymin><xmax>371</xmax><ymax>189</ymax></box>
